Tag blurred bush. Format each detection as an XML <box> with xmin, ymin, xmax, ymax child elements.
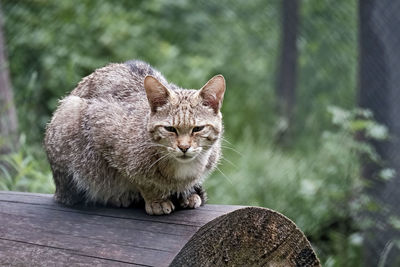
<box><xmin>3</xmin><ymin>0</ymin><xmax>357</xmax><ymax>144</ymax></box>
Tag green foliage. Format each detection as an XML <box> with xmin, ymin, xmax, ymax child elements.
<box><xmin>0</xmin><ymin>135</ymin><xmax>53</xmax><ymax>193</ymax></box>
<box><xmin>3</xmin><ymin>0</ymin><xmax>282</xmax><ymax>142</ymax></box>
<box><xmin>3</xmin><ymin>0</ymin><xmax>358</xmax><ymax>144</ymax></box>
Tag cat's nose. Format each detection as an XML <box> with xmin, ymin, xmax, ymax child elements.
<box><xmin>178</xmin><ymin>145</ymin><xmax>190</xmax><ymax>153</ymax></box>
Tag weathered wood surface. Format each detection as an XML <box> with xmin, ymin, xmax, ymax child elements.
<box><xmin>0</xmin><ymin>191</ymin><xmax>320</xmax><ymax>266</ymax></box>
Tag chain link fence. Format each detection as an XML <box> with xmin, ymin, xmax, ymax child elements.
<box><xmin>358</xmin><ymin>0</ymin><xmax>400</xmax><ymax>266</ymax></box>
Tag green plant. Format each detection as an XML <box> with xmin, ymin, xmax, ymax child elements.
<box><xmin>0</xmin><ymin>135</ymin><xmax>54</xmax><ymax>193</ymax></box>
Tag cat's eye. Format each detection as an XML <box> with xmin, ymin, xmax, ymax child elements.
<box><xmin>164</xmin><ymin>126</ymin><xmax>177</xmax><ymax>133</ymax></box>
<box><xmin>192</xmin><ymin>126</ymin><xmax>205</xmax><ymax>133</ymax></box>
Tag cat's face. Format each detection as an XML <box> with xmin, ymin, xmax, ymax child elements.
<box><xmin>145</xmin><ymin>75</ymin><xmax>225</xmax><ymax>163</ymax></box>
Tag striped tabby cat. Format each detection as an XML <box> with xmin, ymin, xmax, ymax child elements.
<box><xmin>44</xmin><ymin>60</ymin><xmax>225</xmax><ymax>215</ymax></box>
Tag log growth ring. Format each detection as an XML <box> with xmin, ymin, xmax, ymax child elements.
<box><xmin>171</xmin><ymin>207</ymin><xmax>321</xmax><ymax>266</ymax></box>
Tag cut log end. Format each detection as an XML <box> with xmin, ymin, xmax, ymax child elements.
<box><xmin>171</xmin><ymin>207</ymin><xmax>321</xmax><ymax>267</ymax></box>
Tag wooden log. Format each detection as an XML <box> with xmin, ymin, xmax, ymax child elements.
<box><xmin>0</xmin><ymin>191</ymin><xmax>320</xmax><ymax>266</ymax></box>
<box><xmin>171</xmin><ymin>207</ymin><xmax>320</xmax><ymax>266</ymax></box>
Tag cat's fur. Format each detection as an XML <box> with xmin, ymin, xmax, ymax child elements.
<box><xmin>44</xmin><ymin>60</ymin><xmax>225</xmax><ymax>215</ymax></box>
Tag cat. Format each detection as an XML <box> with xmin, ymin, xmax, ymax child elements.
<box><xmin>44</xmin><ymin>60</ymin><xmax>225</xmax><ymax>215</ymax></box>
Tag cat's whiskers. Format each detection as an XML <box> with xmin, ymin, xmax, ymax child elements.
<box><xmin>214</xmin><ymin>165</ymin><xmax>233</xmax><ymax>185</ymax></box>
<box><xmin>144</xmin><ymin>148</ymin><xmax>172</xmax><ymax>160</ymax></box>
<box><xmin>219</xmin><ymin>155</ymin><xmax>238</xmax><ymax>169</ymax></box>
<box><xmin>146</xmin><ymin>151</ymin><xmax>164</xmax><ymax>158</ymax></box>
<box><xmin>199</xmin><ymin>144</ymin><xmax>237</xmax><ymax>169</ymax></box>
<box><xmin>220</xmin><ymin>145</ymin><xmax>243</xmax><ymax>156</ymax></box>
<box><xmin>201</xmin><ymin>143</ymin><xmax>241</xmax><ymax>156</ymax></box>
<box><xmin>128</xmin><ymin>142</ymin><xmax>170</xmax><ymax>155</ymax></box>
<box><xmin>148</xmin><ymin>152</ymin><xmax>172</xmax><ymax>170</ymax></box>
<box><xmin>221</xmin><ymin>136</ymin><xmax>234</xmax><ymax>146</ymax></box>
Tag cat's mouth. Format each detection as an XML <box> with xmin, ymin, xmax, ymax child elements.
<box><xmin>175</xmin><ymin>154</ymin><xmax>195</xmax><ymax>163</ymax></box>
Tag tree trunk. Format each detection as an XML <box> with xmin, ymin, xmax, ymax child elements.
<box><xmin>0</xmin><ymin>6</ymin><xmax>18</xmax><ymax>154</ymax></box>
<box><xmin>358</xmin><ymin>0</ymin><xmax>400</xmax><ymax>266</ymax></box>
<box><xmin>275</xmin><ymin>0</ymin><xmax>300</xmax><ymax>142</ymax></box>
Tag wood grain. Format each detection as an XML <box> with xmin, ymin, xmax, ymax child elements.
<box><xmin>0</xmin><ymin>191</ymin><xmax>320</xmax><ymax>266</ymax></box>
<box><xmin>171</xmin><ymin>207</ymin><xmax>321</xmax><ymax>266</ymax></box>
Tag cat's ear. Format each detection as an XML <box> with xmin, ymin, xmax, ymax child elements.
<box><xmin>144</xmin><ymin>75</ymin><xmax>175</xmax><ymax>113</ymax></box>
<box><xmin>199</xmin><ymin>75</ymin><xmax>225</xmax><ymax>113</ymax></box>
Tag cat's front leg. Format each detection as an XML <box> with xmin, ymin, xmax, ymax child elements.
<box><xmin>140</xmin><ymin>189</ymin><xmax>175</xmax><ymax>215</ymax></box>
<box><xmin>179</xmin><ymin>193</ymin><xmax>202</xmax><ymax>209</ymax></box>
<box><xmin>108</xmin><ymin>192</ymin><xmax>138</xmax><ymax>208</ymax></box>
<box><xmin>145</xmin><ymin>199</ymin><xmax>175</xmax><ymax>215</ymax></box>
<box><xmin>179</xmin><ymin>184</ymin><xmax>207</xmax><ymax>209</ymax></box>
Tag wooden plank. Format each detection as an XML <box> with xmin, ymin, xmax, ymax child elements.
<box><xmin>0</xmin><ymin>211</ymin><xmax>187</xmax><ymax>252</ymax></box>
<box><xmin>0</xmin><ymin>202</ymin><xmax>197</xmax><ymax>237</ymax></box>
<box><xmin>0</xmin><ymin>239</ymin><xmax>141</xmax><ymax>266</ymax></box>
<box><xmin>0</xmin><ymin>211</ymin><xmax>176</xmax><ymax>266</ymax></box>
<box><xmin>0</xmin><ymin>191</ymin><xmax>243</xmax><ymax>226</ymax></box>
<box><xmin>0</xmin><ymin>191</ymin><xmax>242</xmax><ymax>266</ymax></box>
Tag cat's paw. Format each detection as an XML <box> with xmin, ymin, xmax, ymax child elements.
<box><xmin>145</xmin><ymin>199</ymin><xmax>175</xmax><ymax>215</ymax></box>
<box><xmin>108</xmin><ymin>193</ymin><xmax>136</xmax><ymax>208</ymax></box>
<box><xmin>180</xmin><ymin>193</ymin><xmax>202</xmax><ymax>209</ymax></box>
<box><xmin>109</xmin><ymin>197</ymin><xmax>132</xmax><ymax>208</ymax></box>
